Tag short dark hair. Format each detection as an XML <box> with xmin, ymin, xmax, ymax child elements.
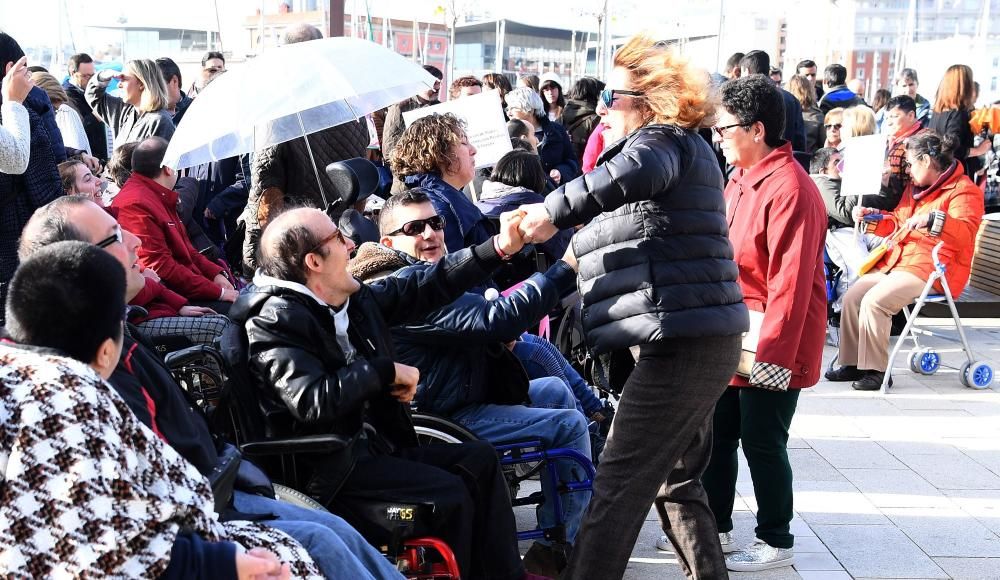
<box><xmin>108</xmin><ymin>141</ymin><xmax>138</xmax><ymax>187</ymax></box>
<box><xmin>131</xmin><ymin>136</ymin><xmax>169</xmax><ymax>178</ymax></box>
<box><xmin>725</xmin><ymin>52</ymin><xmax>745</xmax><ymax>73</ymax></box>
<box><xmin>810</xmin><ymin>147</ymin><xmax>839</xmax><ymax>174</ymax></box>
<box><xmin>906</xmin><ymin>130</ymin><xmax>956</xmax><ymax>171</ymax></box>
<box><xmin>201</xmin><ymin>51</ymin><xmax>225</xmax><ymax>67</ymax></box>
<box><xmin>68</xmin><ymin>53</ymin><xmax>94</xmax><ymax>74</ymax></box>
<box><xmin>510</xmin><ymin>138</ymin><xmax>534</xmax><ymax>152</ymax></box>
<box><xmin>490</xmin><ymin>150</ymin><xmax>546</xmax><ymax>194</ymax></box>
<box><xmin>423</xmin><ymin>65</ymin><xmax>444</xmax><ymax>80</ymax></box>
<box><xmin>720</xmin><ymin>75</ymin><xmax>786</xmax><ymax>148</ymax></box>
<box><xmin>567</xmin><ymin>76</ymin><xmax>605</xmax><ymax>104</ymax></box>
<box><xmin>796</xmin><ymin>59</ymin><xmax>817</xmax><ymax>72</ymax></box>
<box><xmin>378</xmin><ymin>189</ymin><xmax>433</xmax><ymax>236</ymax></box>
<box><xmin>18</xmin><ymin>196</ymin><xmax>91</xmax><ymax>261</ymax></box>
<box><xmin>257</xmin><ymin>208</ymin><xmax>330</xmax><ymax>285</ymax></box>
<box><xmin>824</xmin><ymin>64</ymin><xmax>847</xmax><ymax>87</ymax></box>
<box><xmin>507</xmin><ymin>118</ymin><xmax>533</xmax><ymax>140</ymax></box>
<box><xmin>449</xmin><ymin>75</ymin><xmax>483</xmax><ymax>99</ymax></box>
<box><xmin>6</xmin><ymin>241</ymin><xmax>125</xmax><ymax>364</ymax></box>
<box><xmin>740</xmin><ymin>50</ymin><xmax>771</xmax><ymax>75</ymax></box>
<box><xmin>155</xmin><ymin>56</ymin><xmax>182</xmax><ymax>86</ymax></box>
<box><xmin>886</xmin><ymin>94</ymin><xmax>916</xmax><ymax>115</ymax></box>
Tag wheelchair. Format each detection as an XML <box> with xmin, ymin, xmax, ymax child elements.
<box><xmin>881</xmin><ymin>242</ymin><xmax>995</xmax><ymax>393</ymax></box>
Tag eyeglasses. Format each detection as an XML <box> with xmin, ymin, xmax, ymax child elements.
<box><xmin>600</xmin><ymin>88</ymin><xmax>643</xmax><ymax>108</ymax></box>
<box><xmin>304</xmin><ymin>228</ymin><xmax>346</xmax><ymax>257</ymax></box>
<box><xmin>712</xmin><ymin>123</ymin><xmax>750</xmax><ymax>138</ymax></box>
<box><xmin>387</xmin><ymin>215</ymin><xmax>446</xmax><ymax>237</ymax></box>
<box><xmin>825</xmin><ymin>123</ymin><xmax>843</xmax><ymax>130</ymax></box>
<box><xmin>95</xmin><ymin>224</ymin><xmax>123</xmax><ymax>249</ymax></box>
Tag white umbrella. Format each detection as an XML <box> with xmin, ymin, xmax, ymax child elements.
<box><xmin>163</xmin><ymin>37</ymin><xmax>436</xmax><ymax>204</ymax></box>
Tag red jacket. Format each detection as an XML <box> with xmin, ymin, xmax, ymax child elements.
<box><xmin>131</xmin><ymin>276</ymin><xmax>187</xmax><ymax>322</ymax></box>
<box><xmin>874</xmin><ymin>162</ymin><xmax>982</xmax><ymax>297</ymax></box>
<box><xmin>725</xmin><ymin>143</ymin><xmax>828</xmax><ymax>388</ymax></box>
<box><xmin>112</xmin><ymin>173</ymin><xmax>224</xmax><ymax>301</ymax></box>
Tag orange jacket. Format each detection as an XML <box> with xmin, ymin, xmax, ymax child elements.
<box><xmin>875</xmin><ymin>162</ymin><xmax>983</xmax><ymax>297</ymax></box>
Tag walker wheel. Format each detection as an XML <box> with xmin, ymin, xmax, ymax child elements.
<box><xmin>960</xmin><ymin>361</ymin><xmax>994</xmax><ymax>390</ymax></box>
<box><xmin>909</xmin><ymin>348</ymin><xmax>941</xmax><ymax>375</ymax></box>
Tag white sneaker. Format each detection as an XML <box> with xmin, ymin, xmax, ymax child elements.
<box><xmin>725</xmin><ymin>539</ymin><xmax>794</xmax><ymax>572</ymax></box>
<box><xmin>655</xmin><ymin>532</ymin><xmax>738</xmax><ymax>553</ymax></box>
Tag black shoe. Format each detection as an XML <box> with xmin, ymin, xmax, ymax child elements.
<box><xmin>523</xmin><ymin>541</ymin><xmax>570</xmax><ymax>577</ymax></box>
<box><xmin>851</xmin><ymin>371</ymin><xmax>891</xmax><ymax>391</ymax></box>
<box><xmin>824</xmin><ymin>365</ymin><xmax>865</xmax><ymax>382</ymax></box>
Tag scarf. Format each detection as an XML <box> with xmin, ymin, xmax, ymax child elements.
<box><xmin>912</xmin><ymin>160</ymin><xmax>958</xmax><ymax>201</ymax></box>
<box><xmin>0</xmin><ymin>345</ymin><xmax>322</xmax><ymax>578</ymax></box>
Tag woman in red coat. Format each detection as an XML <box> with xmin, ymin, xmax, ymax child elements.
<box><xmin>702</xmin><ymin>74</ymin><xmax>828</xmax><ymax>573</ymax></box>
<box><xmin>826</xmin><ymin>131</ymin><xmax>983</xmax><ymax>390</ymax></box>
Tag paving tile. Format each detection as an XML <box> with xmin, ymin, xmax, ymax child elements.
<box><xmin>877</xmin><ymin>439</ymin><xmax>964</xmax><ymax>457</ymax></box>
<box><xmin>940</xmin><ymin>489</ymin><xmax>1000</xmax><ymax>536</ymax></box>
<box><xmin>811</xmin><ymin>524</ymin><xmax>948</xmax><ymax>578</ymax></box>
<box><xmin>794</xmin><ymin>535</ymin><xmax>830</xmax><ymax>553</ymax></box>
<box><xmin>789</xmin><ymin>448</ymin><xmax>849</xmax><ymax>482</ymax></box>
<box><xmin>793</xmin><ymin>480</ymin><xmax>889</xmax><ymax>525</ymax></box>
<box><xmin>791</xmin><ymin>550</ymin><xmax>843</xmax><ymax>571</ymax></box>
<box><xmin>932</xmin><ymin>557</ymin><xmax>1000</xmax><ymax>579</ymax></box>
<box><xmin>899</xmin><ymin>453</ymin><xmax>1000</xmax><ymax>489</ymax></box>
<box><xmin>885</xmin><ymin>507</ymin><xmax>1000</xmax><ymax>557</ymax></box>
<box><xmin>796</xmin><ymin>572</ymin><xmax>851</xmax><ymax>580</ymax></box>
<box><xmin>839</xmin><ymin>468</ymin><xmax>951</xmax><ymax>508</ymax></box>
<box><xmin>806</xmin><ymin>438</ymin><xmax>907</xmax><ymax>470</ymax></box>
<box><xmin>886</xmin><ymin>393</ymin><xmax>963</xmax><ymax>411</ymax></box>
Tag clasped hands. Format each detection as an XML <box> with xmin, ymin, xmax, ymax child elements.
<box><xmin>497</xmin><ymin>204</ymin><xmax>577</xmax><ymax>271</ymax></box>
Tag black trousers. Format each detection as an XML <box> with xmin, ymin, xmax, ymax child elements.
<box><xmin>703</xmin><ymin>387</ymin><xmax>801</xmax><ymax>549</ymax></box>
<box><xmin>330</xmin><ymin>441</ymin><xmax>524</xmax><ymax>580</ymax></box>
<box><xmin>564</xmin><ymin>335</ymin><xmax>741</xmax><ymax>580</ymax></box>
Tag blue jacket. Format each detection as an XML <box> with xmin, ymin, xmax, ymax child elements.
<box><xmin>366</xmin><ymin>245</ymin><xmax>577</xmax><ymax>416</ymax></box>
<box><xmin>24</xmin><ymin>86</ymin><xmax>67</xmax><ymax>164</ymax></box>
<box><xmin>818</xmin><ymin>85</ymin><xmax>864</xmax><ymax>115</ymax></box>
<box><xmin>404</xmin><ymin>172</ymin><xmax>494</xmax><ymax>252</ymax></box>
<box><xmin>536</xmin><ymin>117</ymin><xmax>580</xmax><ymax>183</ymax></box>
<box><xmin>780</xmin><ymin>88</ymin><xmax>807</xmax><ymax>152</ymax></box>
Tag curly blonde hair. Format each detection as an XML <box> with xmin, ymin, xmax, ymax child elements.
<box><xmin>389</xmin><ymin>113</ymin><xmax>467</xmax><ymax>177</ymax></box>
<box><xmin>612</xmin><ymin>34</ymin><xmax>716</xmax><ymax>129</ymax></box>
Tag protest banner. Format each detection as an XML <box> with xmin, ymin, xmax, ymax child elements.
<box><xmin>403</xmin><ymin>89</ymin><xmax>511</xmax><ymax>168</ymax></box>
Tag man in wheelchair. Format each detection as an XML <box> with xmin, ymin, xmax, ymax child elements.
<box><xmin>349</xmin><ymin>189</ymin><xmax>594</xmax><ymax>575</ymax></box>
<box><xmin>230</xmin><ymin>206</ymin><xmax>540</xmax><ymax>579</ymax></box>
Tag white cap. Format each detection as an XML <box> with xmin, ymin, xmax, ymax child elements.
<box><xmin>540</xmin><ymin>72</ymin><xmax>563</xmax><ymax>88</ymax></box>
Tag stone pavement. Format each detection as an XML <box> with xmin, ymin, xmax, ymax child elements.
<box><xmin>519</xmin><ymin>318</ymin><xmax>1000</xmax><ymax>579</ymax></box>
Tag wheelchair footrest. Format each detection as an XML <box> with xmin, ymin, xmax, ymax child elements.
<box><xmin>512</xmin><ymin>491</ymin><xmax>545</xmax><ymax>507</ymax></box>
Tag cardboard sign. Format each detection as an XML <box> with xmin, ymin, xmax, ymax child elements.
<box><xmin>402</xmin><ymin>89</ymin><xmax>512</xmax><ymax>168</ymax></box>
<box><xmin>840</xmin><ymin>133</ymin><xmax>889</xmax><ymax>198</ymax></box>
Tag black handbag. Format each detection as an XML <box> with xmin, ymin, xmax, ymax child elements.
<box><xmin>484</xmin><ymin>343</ymin><xmax>531</xmax><ymax>406</ymax></box>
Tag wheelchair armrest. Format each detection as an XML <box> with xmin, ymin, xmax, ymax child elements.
<box><xmin>240</xmin><ymin>434</ymin><xmax>352</xmax><ymax>456</ymax></box>
<box><xmin>164</xmin><ymin>344</ymin><xmax>224</xmax><ymax>369</ymax></box>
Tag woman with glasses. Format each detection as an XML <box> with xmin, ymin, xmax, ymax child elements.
<box><xmin>515</xmin><ymin>34</ymin><xmax>749</xmax><ymax>580</ymax></box>
<box><xmin>390</xmin><ymin>113</ymin><xmax>493</xmax><ymax>253</ymax></box>
<box><xmin>702</xmin><ymin>74</ymin><xmax>827</xmax><ymax>573</ymax></box>
<box><xmin>504</xmin><ymin>87</ymin><xmax>580</xmax><ymax>186</ymax></box>
<box><xmin>823</xmin><ymin>107</ymin><xmax>845</xmax><ymax>149</ymax></box>
<box><xmin>86</xmin><ymin>58</ymin><xmax>174</xmax><ymax>151</ymax></box>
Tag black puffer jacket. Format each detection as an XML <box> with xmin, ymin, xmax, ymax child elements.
<box><xmin>228</xmin><ymin>239</ymin><xmax>504</xmax><ymax>496</ymax></box>
<box><xmin>545</xmin><ymin>124</ymin><xmax>749</xmax><ymax>353</ymax></box>
<box><xmin>242</xmin><ymin>120</ymin><xmax>368</xmax><ymax>269</ymax></box>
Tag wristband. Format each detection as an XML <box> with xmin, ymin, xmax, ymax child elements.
<box><xmin>493</xmin><ymin>236</ymin><xmax>514</xmax><ymax>261</ymax></box>
<box><xmin>219</xmin><ymin>286</ymin><xmax>227</xmax><ymax>300</ymax></box>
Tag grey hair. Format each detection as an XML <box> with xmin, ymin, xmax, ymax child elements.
<box><xmin>505</xmin><ymin>87</ymin><xmax>545</xmax><ymax>119</ymax></box>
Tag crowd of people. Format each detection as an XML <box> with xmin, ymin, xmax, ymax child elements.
<box><xmin>0</xmin><ymin>18</ymin><xmax>996</xmax><ymax>580</ymax></box>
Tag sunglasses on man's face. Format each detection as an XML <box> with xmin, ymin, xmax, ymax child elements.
<box><xmin>600</xmin><ymin>88</ymin><xmax>643</xmax><ymax>108</ymax></box>
<box><xmin>387</xmin><ymin>215</ymin><xmax>446</xmax><ymax>237</ymax></box>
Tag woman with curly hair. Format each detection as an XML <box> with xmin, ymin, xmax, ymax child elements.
<box><xmin>516</xmin><ymin>34</ymin><xmax>749</xmax><ymax>579</ymax></box>
<box><xmin>389</xmin><ymin>112</ymin><xmax>493</xmax><ymax>252</ymax></box>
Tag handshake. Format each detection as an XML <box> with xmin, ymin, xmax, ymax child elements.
<box><xmin>496</xmin><ymin>203</ymin><xmax>577</xmax><ymax>271</ymax></box>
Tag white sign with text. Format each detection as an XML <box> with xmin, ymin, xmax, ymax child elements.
<box><xmin>402</xmin><ymin>89</ymin><xmax>512</xmax><ymax>168</ymax></box>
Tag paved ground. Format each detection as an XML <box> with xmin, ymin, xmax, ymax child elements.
<box><xmin>518</xmin><ymin>317</ymin><xmax>1000</xmax><ymax>579</ymax></box>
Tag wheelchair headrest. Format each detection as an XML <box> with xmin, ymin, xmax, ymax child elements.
<box><xmin>326</xmin><ymin>158</ymin><xmax>381</xmax><ymax>208</ymax></box>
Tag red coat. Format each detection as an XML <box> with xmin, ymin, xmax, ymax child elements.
<box><xmin>112</xmin><ymin>173</ymin><xmax>224</xmax><ymax>301</ymax></box>
<box><xmin>874</xmin><ymin>162</ymin><xmax>983</xmax><ymax>297</ymax></box>
<box><xmin>725</xmin><ymin>143</ymin><xmax>828</xmax><ymax>388</ymax></box>
<box><xmin>130</xmin><ymin>276</ymin><xmax>187</xmax><ymax>322</ymax></box>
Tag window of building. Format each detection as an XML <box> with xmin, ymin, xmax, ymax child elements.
<box><xmin>858</xmin><ymin>68</ymin><xmax>865</xmax><ymax>80</ymax></box>
<box><xmin>857</xmin><ymin>52</ymin><xmax>866</xmax><ymax>64</ymax></box>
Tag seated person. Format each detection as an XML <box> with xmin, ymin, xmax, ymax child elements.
<box><xmin>16</xmin><ymin>197</ymin><xmax>401</xmax><ymax>580</ymax></box>
<box><xmin>508</xmin><ymin>118</ymin><xmax>540</xmax><ymax>153</ymax></box>
<box><xmin>1</xmin><ymin>241</ymin><xmax>317</xmax><ymax>579</ymax></box>
<box><xmin>58</xmin><ymin>158</ymin><xmax>104</xmax><ymax>202</ymax></box>
<box><xmin>357</xmin><ymin>190</ymin><xmax>592</xmax><ymax>575</ymax></box>
<box><xmin>230</xmin><ymin>206</ymin><xmax>541</xmax><ymax>580</ymax></box>
<box><xmin>871</xmin><ymin>95</ymin><xmax>925</xmax><ymax>211</ymax></box>
<box><xmin>20</xmin><ymin>196</ymin><xmax>230</xmax><ymax>349</ymax></box>
<box><xmin>111</xmin><ymin>136</ymin><xmax>238</xmax><ymax>312</ymax></box>
<box><xmin>811</xmin><ymin>147</ymin><xmax>867</xmax><ymax>309</ymax></box>
<box><xmin>825</xmin><ymin>132</ymin><xmax>982</xmax><ymax>390</ymax></box>
<box><xmin>476</xmin><ymin>149</ymin><xmax>573</xmax><ymax>262</ymax></box>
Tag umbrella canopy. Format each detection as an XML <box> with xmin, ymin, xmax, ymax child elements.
<box><xmin>162</xmin><ymin>37</ymin><xmax>437</xmax><ymax>170</ymax></box>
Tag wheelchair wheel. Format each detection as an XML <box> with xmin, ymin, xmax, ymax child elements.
<box><xmin>411</xmin><ymin>413</ymin><xmax>479</xmax><ymax>445</ymax></box>
<box><xmin>909</xmin><ymin>348</ymin><xmax>941</xmax><ymax>375</ymax></box>
<box><xmin>272</xmin><ymin>483</ymin><xmax>327</xmax><ymax>511</ymax></box>
<box><xmin>960</xmin><ymin>361</ymin><xmax>994</xmax><ymax>390</ymax></box>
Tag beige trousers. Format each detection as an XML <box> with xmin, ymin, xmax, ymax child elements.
<box><xmin>838</xmin><ymin>271</ymin><xmax>927</xmax><ymax>371</ymax></box>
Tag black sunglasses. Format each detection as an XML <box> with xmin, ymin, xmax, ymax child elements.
<box><xmin>95</xmin><ymin>224</ymin><xmax>123</xmax><ymax>249</ymax></box>
<box><xmin>387</xmin><ymin>215</ymin><xmax>446</xmax><ymax>237</ymax></box>
<box><xmin>600</xmin><ymin>88</ymin><xmax>643</xmax><ymax>108</ymax></box>
<box><xmin>825</xmin><ymin>123</ymin><xmax>843</xmax><ymax>130</ymax></box>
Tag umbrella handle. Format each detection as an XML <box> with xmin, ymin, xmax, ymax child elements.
<box><xmin>296</xmin><ymin>113</ymin><xmax>329</xmax><ymax>208</ymax></box>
